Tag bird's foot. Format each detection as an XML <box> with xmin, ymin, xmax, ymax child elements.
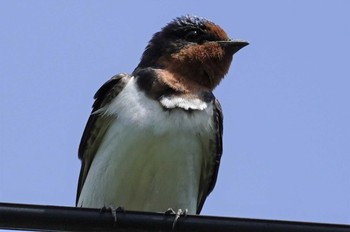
<box><xmin>100</xmin><ymin>205</ymin><xmax>125</xmax><ymax>223</ymax></box>
<box><xmin>165</xmin><ymin>208</ymin><xmax>188</xmax><ymax>230</ymax></box>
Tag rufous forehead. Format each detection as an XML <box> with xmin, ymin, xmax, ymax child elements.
<box><xmin>204</xmin><ymin>22</ymin><xmax>230</xmax><ymax>41</ymax></box>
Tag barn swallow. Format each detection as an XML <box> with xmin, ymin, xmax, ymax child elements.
<box><xmin>76</xmin><ymin>15</ymin><xmax>248</xmax><ymax>215</ymax></box>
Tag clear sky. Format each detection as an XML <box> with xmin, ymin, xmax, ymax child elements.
<box><xmin>1</xmin><ymin>1</ymin><xmax>349</xmax><ymax>230</ymax></box>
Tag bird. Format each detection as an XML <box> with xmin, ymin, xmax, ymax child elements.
<box><xmin>76</xmin><ymin>15</ymin><xmax>248</xmax><ymax>215</ymax></box>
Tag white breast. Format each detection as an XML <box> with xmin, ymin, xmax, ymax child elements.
<box><xmin>77</xmin><ymin>77</ymin><xmax>215</xmax><ymax>214</ymax></box>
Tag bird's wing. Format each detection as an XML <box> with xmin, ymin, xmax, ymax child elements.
<box><xmin>196</xmin><ymin>98</ymin><xmax>223</xmax><ymax>214</ymax></box>
<box><xmin>76</xmin><ymin>73</ymin><xmax>131</xmax><ymax>205</ymax></box>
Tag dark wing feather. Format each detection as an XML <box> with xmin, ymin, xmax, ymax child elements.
<box><xmin>196</xmin><ymin>98</ymin><xmax>223</xmax><ymax>214</ymax></box>
<box><xmin>76</xmin><ymin>73</ymin><xmax>131</xmax><ymax>205</ymax></box>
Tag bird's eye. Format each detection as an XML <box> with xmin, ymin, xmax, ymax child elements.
<box><xmin>185</xmin><ymin>30</ymin><xmax>202</xmax><ymax>41</ymax></box>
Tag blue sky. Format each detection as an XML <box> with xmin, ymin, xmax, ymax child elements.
<box><xmin>1</xmin><ymin>0</ymin><xmax>349</xmax><ymax>229</ymax></box>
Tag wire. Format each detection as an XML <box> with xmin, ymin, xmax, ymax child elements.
<box><xmin>0</xmin><ymin>202</ymin><xmax>349</xmax><ymax>232</ymax></box>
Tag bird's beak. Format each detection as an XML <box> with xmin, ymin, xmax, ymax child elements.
<box><xmin>217</xmin><ymin>40</ymin><xmax>249</xmax><ymax>54</ymax></box>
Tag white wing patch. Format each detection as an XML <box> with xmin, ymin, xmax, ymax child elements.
<box><xmin>160</xmin><ymin>95</ymin><xmax>208</xmax><ymax>111</ymax></box>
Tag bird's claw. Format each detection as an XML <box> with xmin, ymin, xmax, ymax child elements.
<box><xmin>165</xmin><ymin>208</ymin><xmax>188</xmax><ymax>230</ymax></box>
<box><xmin>100</xmin><ymin>205</ymin><xmax>125</xmax><ymax>223</ymax></box>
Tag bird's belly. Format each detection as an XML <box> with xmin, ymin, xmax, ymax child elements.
<box><xmin>77</xmin><ymin>104</ymin><xmax>214</xmax><ymax>214</ymax></box>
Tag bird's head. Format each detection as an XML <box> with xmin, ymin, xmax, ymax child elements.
<box><xmin>135</xmin><ymin>15</ymin><xmax>248</xmax><ymax>90</ymax></box>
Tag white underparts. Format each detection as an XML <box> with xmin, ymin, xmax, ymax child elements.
<box><xmin>78</xmin><ymin>77</ymin><xmax>215</xmax><ymax>214</ymax></box>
